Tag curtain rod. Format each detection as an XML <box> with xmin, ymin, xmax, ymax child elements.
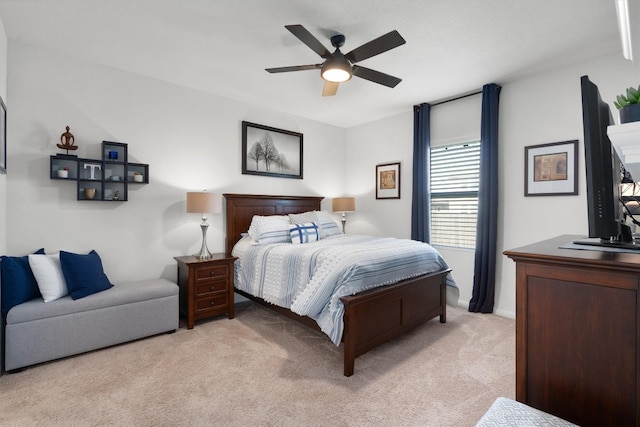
<box><xmin>429</xmin><ymin>89</ymin><xmax>482</xmax><ymax>107</ymax></box>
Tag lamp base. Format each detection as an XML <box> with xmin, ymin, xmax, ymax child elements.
<box><xmin>194</xmin><ymin>221</ymin><xmax>213</xmax><ymax>259</ymax></box>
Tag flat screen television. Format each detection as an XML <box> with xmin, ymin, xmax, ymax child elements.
<box><xmin>574</xmin><ymin>75</ymin><xmax>638</xmax><ymax>250</ymax></box>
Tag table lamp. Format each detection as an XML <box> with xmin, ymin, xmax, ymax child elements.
<box><xmin>332</xmin><ymin>197</ymin><xmax>356</xmax><ymax>233</ymax></box>
<box><xmin>186</xmin><ymin>191</ymin><xmax>222</xmax><ymax>259</ymax></box>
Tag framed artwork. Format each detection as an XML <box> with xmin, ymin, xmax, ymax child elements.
<box><xmin>525</xmin><ymin>140</ymin><xmax>578</xmax><ymax>196</ymax></box>
<box><xmin>376</xmin><ymin>162</ymin><xmax>401</xmax><ymax>199</ymax></box>
<box><xmin>0</xmin><ymin>95</ymin><xmax>6</xmax><ymax>174</ymax></box>
<box><xmin>241</xmin><ymin>121</ymin><xmax>303</xmax><ymax>179</ymax></box>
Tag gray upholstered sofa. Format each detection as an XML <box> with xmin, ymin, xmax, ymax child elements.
<box><xmin>4</xmin><ymin>278</ymin><xmax>178</xmax><ymax>371</ymax></box>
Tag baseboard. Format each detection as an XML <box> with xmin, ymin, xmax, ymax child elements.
<box><xmin>456</xmin><ymin>299</ymin><xmax>515</xmax><ymax>320</ymax></box>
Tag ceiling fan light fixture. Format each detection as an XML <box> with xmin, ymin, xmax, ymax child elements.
<box><xmin>321</xmin><ymin>54</ymin><xmax>352</xmax><ymax>83</ymax></box>
<box><xmin>322</xmin><ymin>67</ymin><xmax>351</xmax><ymax>83</ymax></box>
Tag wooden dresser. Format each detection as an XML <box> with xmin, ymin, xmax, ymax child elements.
<box><xmin>504</xmin><ymin>235</ymin><xmax>640</xmax><ymax>427</ymax></box>
<box><xmin>174</xmin><ymin>254</ymin><xmax>236</xmax><ymax>329</ymax></box>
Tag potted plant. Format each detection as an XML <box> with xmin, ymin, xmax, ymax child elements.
<box><xmin>57</xmin><ymin>166</ymin><xmax>69</xmax><ymax>178</ymax></box>
<box><xmin>614</xmin><ymin>84</ymin><xmax>640</xmax><ymax>124</ymax></box>
<box><xmin>133</xmin><ymin>171</ymin><xmax>144</xmax><ymax>182</ymax></box>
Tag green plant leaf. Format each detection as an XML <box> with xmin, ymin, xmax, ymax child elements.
<box><xmin>627</xmin><ymin>86</ymin><xmax>640</xmax><ymax>103</ymax></box>
<box><xmin>617</xmin><ymin>94</ymin><xmax>631</xmax><ymax>107</ymax></box>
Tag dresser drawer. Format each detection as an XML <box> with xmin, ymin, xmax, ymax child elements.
<box><xmin>195</xmin><ymin>294</ymin><xmax>228</xmax><ymax>313</ymax></box>
<box><xmin>195</xmin><ymin>280</ymin><xmax>228</xmax><ymax>297</ymax></box>
<box><xmin>194</xmin><ymin>264</ymin><xmax>229</xmax><ymax>282</ymax></box>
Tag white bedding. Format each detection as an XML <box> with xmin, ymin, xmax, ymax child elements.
<box><xmin>232</xmin><ymin>234</ymin><xmax>457</xmax><ymax>345</ymax></box>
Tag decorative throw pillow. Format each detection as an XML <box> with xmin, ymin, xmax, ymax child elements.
<box><xmin>247</xmin><ymin>215</ymin><xmax>292</xmax><ymax>244</ymax></box>
<box><xmin>316</xmin><ymin>210</ymin><xmax>343</xmax><ymax>237</ymax></box>
<box><xmin>289</xmin><ymin>211</ymin><xmax>325</xmax><ymax>238</ymax></box>
<box><xmin>28</xmin><ymin>253</ymin><xmax>69</xmax><ymax>302</ymax></box>
<box><xmin>59</xmin><ymin>250</ymin><xmax>113</xmax><ymax>300</ymax></box>
<box><xmin>0</xmin><ymin>248</ymin><xmax>45</xmax><ymax>314</ymax></box>
<box><xmin>289</xmin><ymin>222</ymin><xmax>319</xmax><ymax>244</ymax></box>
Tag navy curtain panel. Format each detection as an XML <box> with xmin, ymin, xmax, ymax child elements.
<box><xmin>411</xmin><ymin>103</ymin><xmax>431</xmax><ymax>243</ymax></box>
<box><xmin>469</xmin><ymin>83</ymin><xmax>501</xmax><ymax>313</ymax></box>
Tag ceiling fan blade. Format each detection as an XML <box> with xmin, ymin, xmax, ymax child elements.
<box><xmin>266</xmin><ymin>64</ymin><xmax>321</xmax><ymax>73</ymax></box>
<box><xmin>285</xmin><ymin>24</ymin><xmax>332</xmax><ymax>59</ymax></box>
<box><xmin>345</xmin><ymin>30</ymin><xmax>406</xmax><ymax>63</ymax></box>
<box><xmin>322</xmin><ymin>81</ymin><xmax>339</xmax><ymax>96</ymax></box>
<box><xmin>352</xmin><ymin>65</ymin><xmax>402</xmax><ymax>88</ymax></box>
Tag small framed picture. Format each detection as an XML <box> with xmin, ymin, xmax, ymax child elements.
<box><xmin>525</xmin><ymin>140</ymin><xmax>578</xmax><ymax>196</ymax></box>
<box><xmin>241</xmin><ymin>121</ymin><xmax>303</xmax><ymax>179</ymax></box>
<box><xmin>376</xmin><ymin>162</ymin><xmax>401</xmax><ymax>199</ymax></box>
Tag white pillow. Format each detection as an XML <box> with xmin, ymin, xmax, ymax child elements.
<box><xmin>247</xmin><ymin>215</ymin><xmax>291</xmax><ymax>245</ymax></box>
<box><xmin>289</xmin><ymin>222</ymin><xmax>319</xmax><ymax>244</ymax></box>
<box><xmin>28</xmin><ymin>253</ymin><xmax>69</xmax><ymax>302</ymax></box>
<box><xmin>316</xmin><ymin>210</ymin><xmax>343</xmax><ymax>236</ymax></box>
<box><xmin>288</xmin><ymin>211</ymin><xmax>318</xmax><ymax>224</ymax></box>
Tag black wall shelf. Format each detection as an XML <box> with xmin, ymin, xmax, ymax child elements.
<box><xmin>50</xmin><ymin>141</ymin><xmax>149</xmax><ymax>201</ymax></box>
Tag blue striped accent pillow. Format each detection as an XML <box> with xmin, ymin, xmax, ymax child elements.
<box><xmin>289</xmin><ymin>222</ymin><xmax>319</xmax><ymax>244</ymax></box>
<box><xmin>247</xmin><ymin>215</ymin><xmax>292</xmax><ymax>245</ymax></box>
<box><xmin>316</xmin><ymin>211</ymin><xmax>343</xmax><ymax>236</ymax></box>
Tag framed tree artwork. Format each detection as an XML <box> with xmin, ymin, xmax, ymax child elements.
<box><xmin>241</xmin><ymin>121</ymin><xmax>303</xmax><ymax>179</ymax></box>
<box><xmin>376</xmin><ymin>162</ymin><xmax>401</xmax><ymax>199</ymax></box>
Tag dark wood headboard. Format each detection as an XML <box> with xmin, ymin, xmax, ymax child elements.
<box><xmin>223</xmin><ymin>194</ymin><xmax>324</xmax><ymax>256</ymax></box>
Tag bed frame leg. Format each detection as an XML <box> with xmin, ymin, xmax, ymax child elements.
<box><xmin>344</xmin><ymin>358</ymin><xmax>354</xmax><ymax>377</ymax></box>
<box><xmin>439</xmin><ymin>281</ymin><xmax>447</xmax><ymax>323</ymax></box>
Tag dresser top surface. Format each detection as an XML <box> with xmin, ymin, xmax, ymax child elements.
<box><xmin>504</xmin><ymin>235</ymin><xmax>640</xmax><ymax>271</ymax></box>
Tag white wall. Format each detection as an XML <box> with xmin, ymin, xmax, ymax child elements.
<box><xmin>5</xmin><ymin>42</ymin><xmax>346</xmax><ymax>283</ymax></box>
<box><xmin>345</xmin><ymin>52</ymin><xmax>640</xmax><ymax>318</ymax></box>
<box><xmin>0</xmin><ymin>17</ymin><xmax>7</xmax><ymax>256</ymax></box>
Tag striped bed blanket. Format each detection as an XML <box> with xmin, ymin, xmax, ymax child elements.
<box><xmin>232</xmin><ymin>234</ymin><xmax>456</xmax><ymax>345</ymax></box>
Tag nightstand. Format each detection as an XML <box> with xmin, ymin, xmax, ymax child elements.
<box><xmin>174</xmin><ymin>254</ymin><xmax>236</xmax><ymax>329</ymax></box>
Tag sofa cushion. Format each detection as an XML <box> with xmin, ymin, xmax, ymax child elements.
<box><xmin>6</xmin><ymin>279</ymin><xmax>179</xmax><ymax>324</ymax></box>
<box><xmin>60</xmin><ymin>250</ymin><xmax>113</xmax><ymax>299</ymax></box>
<box><xmin>28</xmin><ymin>253</ymin><xmax>69</xmax><ymax>302</ymax></box>
<box><xmin>0</xmin><ymin>248</ymin><xmax>45</xmax><ymax>315</ymax></box>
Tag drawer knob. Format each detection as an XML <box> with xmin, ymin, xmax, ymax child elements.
<box><xmin>210</xmin><ymin>301</ymin><xmax>216</xmax><ymax>306</ymax></box>
<box><xmin>210</xmin><ymin>286</ymin><xmax>217</xmax><ymax>291</ymax></box>
<box><xmin>210</xmin><ymin>271</ymin><xmax>216</xmax><ymax>276</ymax></box>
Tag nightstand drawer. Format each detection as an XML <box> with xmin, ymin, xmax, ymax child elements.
<box><xmin>195</xmin><ymin>294</ymin><xmax>228</xmax><ymax>313</ymax></box>
<box><xmin>195</xmin><ymin>280</ymin><xmax>228</xmax><ymax>296</ymax></box>
<box><xmin>195</xmin><ymin>265</ymin><xmax>229</xmax><ymax>282</ymax></box>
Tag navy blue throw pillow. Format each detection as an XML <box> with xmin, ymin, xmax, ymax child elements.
<box><xmin>59</xmin><ymin>250</ymin><xmax>113</xmax><ymax>300</ymax></box>
<box><xmin>1</xmin><ymin>248</ymin><xmax>46</xmax><ymax>314</ymax></box>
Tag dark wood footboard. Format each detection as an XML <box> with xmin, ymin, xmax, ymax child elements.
<box><xmin>340</xmin><ymin>269</ymin><xmax>449</xmax><ymax>376</ymax></box>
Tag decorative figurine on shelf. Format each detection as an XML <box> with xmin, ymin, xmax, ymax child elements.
<box><xmin>113</xmin><ymin>191</ymin><xmax>120</xmax><ymax>201</ymax></box>
<box><xmin>57</xmin><ymin>126</ymin><xmax>78</xmax><ymax>155</ymax></box>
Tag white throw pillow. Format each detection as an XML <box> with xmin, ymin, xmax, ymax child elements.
<box><xmin>316</xmin><ymin>210</ymin><xmax>343</xmax><ymax>236</ymax></box>
<box><xmin>247</xmin><ymin>215</ymin><xmax>291</xmax><ymax>245</ymax></box>
<box><xmin>28</xmin><ymin>253</ymin><xmax>69</xmax><ymax>302</ymax></box>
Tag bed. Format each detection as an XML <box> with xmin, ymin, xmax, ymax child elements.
<box><xmin>224</xmin><ymin>193</ymin><xmax>454</xmax><ymax>376</ymax></box>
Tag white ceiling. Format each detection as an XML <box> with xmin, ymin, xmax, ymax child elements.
<box><xmin>0</xmin><ymin>0</ymin><xmax>628</xmax><ymax>128</ymax></box>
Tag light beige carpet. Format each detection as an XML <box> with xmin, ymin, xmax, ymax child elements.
<box><xmin>0</xmin><ymin>303</ymin><xmax>515</xmax><ymax>426</ymax></box>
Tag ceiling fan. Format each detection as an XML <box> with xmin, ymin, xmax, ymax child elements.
<box><xmin>266</xmin><ymin>25</ymin><xmax>406</xmax><ymax>96</ymax></box>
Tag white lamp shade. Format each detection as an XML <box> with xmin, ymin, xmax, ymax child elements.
<box><xmin>186</xmin><ymin>192</ymin><xmax>222</xmax><ymax>214</ymax></box>
<box><xmin>332</xmin><ymin>197</ymin><xmax>356</xmax><ymax>213</ymax></box>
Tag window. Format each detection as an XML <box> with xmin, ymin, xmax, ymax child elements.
<box><xmin>430</xmin><ymin>141</ymin><xmax>481</xmax><ymax>248</ymax></box>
